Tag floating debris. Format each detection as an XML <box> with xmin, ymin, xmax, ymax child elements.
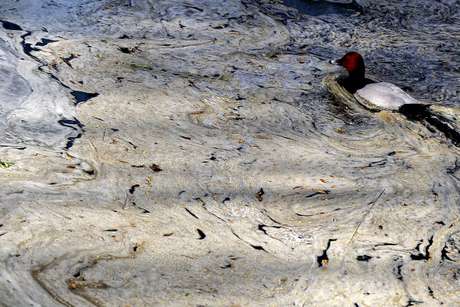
<box><xmin>256</xmin><ymin>188</ymin><xmax>265</xmax><ymax>201</ymax></box>
<box><xmin>149</xmin><ymin>163</ymin><xmax>163</xmax><ymax>172</ymax></box>
<box><xmin>0</xmin><ymin>160</ymin><xmax>14</xmax><ymax>168</ymax></box>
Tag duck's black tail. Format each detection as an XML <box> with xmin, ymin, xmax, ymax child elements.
<box><xmin>399</xmin><ymin>103</ymin><xmax>430</xmax><ymax>120</ymax></box>
<box><xmin>399</xmin><ymin>103</ymin><xmax>460</xmax><ymax>146</ymax></box>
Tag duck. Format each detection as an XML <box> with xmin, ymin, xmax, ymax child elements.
<box><xmin>325</xmin><ymin>52</ymin><xmax>460</xmax><ymax>146</ymax></box>
<box><xmin>330</xmin><ymin>51</ymin><xmax>420</xmax><ymax>111</ymax></box>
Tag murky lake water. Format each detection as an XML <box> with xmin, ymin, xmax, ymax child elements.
<box><xmin>0</xmin><ymin>0</ymin><xmax>458</xmax><ymax>306</ymax></box>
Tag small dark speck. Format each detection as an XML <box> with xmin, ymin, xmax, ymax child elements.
<box><xmin>258</xmin><ymin>224</ymin><xmax>268</xmax><ymax>235</ymax></box>
<box><xmin>197</xmin><ymin>229</ymin><xmax>206</xmax><ymax>240</ymax></box>
<box><xmin>428</xmin><ymin>286</ymin><xmax>434</xmax><ymax>298</ymax></box>
<box><xmin>131</xmin><ymin>164</ymin><xmax>145</xmax><ymax>168</ymax></box>
<box><xmin>356</xmin><ymin>255</ymin><xmax>373</xmax><ymax>262</ymax></box>
<box><xmin>185</xmin><ymin>208</ymin><xmax>199</xmax><ymax>219</ymax></box>
<box><xmin>405</xmin><ymin>299</ymin><xmax>424</xmax><ymax>306</ymax></box>
<box><xmin>62</xmin><ymin>54</ymin><xmax>77</xmax><ymax>67</ymax></box>
<box><xmin>256</xmin><ymin>188</ymin><xmax>265</xmax><ymax>201</ymax></box>
<box><xmin>250</xmin><ymin>244</ymin><xmax>268</xmax><ymax>252</ymax></box>
<box><xmin>220</xmin><ymin>263</ymin><xmax>232</xmax><ymax>269</ymax></box>
<box><xmin>128</xmin><ymin>141</ymin><xmax>137</xmax><ymax>149</ymax></box>
<box><xmin>119</xmin><ymin>47</ymin><xmax>133</xmax><ymax>54</ymax></box>
<box><xmin>129</xmin><ymin>184</ymin><xmax>140</xmax><ymax>194</ymax></box>
<box><xmin>150</xmin><ymin>163</ymin><xmax>163</xmax><ymax>172</ymax></box>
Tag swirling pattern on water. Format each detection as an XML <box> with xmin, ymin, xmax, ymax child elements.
<box><xmin>0</xmin><ymin>0</ymin><xmax>458</xmax><ymax>306</ymax></box>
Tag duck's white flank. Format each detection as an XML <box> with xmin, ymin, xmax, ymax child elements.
<box><xmin>354</xmin><ymin>82</ymin><xmax>419</xmax><ymax>110</ymax></box>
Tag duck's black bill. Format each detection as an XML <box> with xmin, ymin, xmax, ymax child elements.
<box><xmin>330</xmin><ymin>59</ymin><xmax>342</xmax><ymax>65</ymax></box>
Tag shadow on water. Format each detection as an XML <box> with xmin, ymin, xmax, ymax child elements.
<box><xmin>283</xmin><ymin>0</ymin><xmax>362</xmax><ymax>16</ymax></box>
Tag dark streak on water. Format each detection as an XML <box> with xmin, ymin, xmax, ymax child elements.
<box><xmin>39</xmin><ymin>66</ymin><xmax>99</xmax><ymax>107</ymax></box>
<box><xmin>441</xmin><ymin>242</ymin><xmax>454</xmax><ymax>262</ymax></box>
<box><xmin>58</xmin><ymin>118</ymin><xmax>85</xmax><ymax>149</ymax></box>
<box><xmin>185</xmin><ymin>208</ymin><xmax>199</xmax><ymax>219</ymax></box>
<box><xmin>410</xmin><ymin>236</ymin><xmax>433</xmax><ymax>261</ymax></box>
<box><xmin>16</xmin><ymin>27</ymin><xmax>85</xmax><ymax>149</ymax></box>
<box><xmin>64</xmin><ymin>133</ymin><xmax>83</xmax><ymax>149</ymax></box>
<box><xmin>0</xmin><ymin>20</ymin><xmax>23</xmax><ymax>31</ymax></box>
<box><xmin>36</xmin><ymin>67</ymin><xmax>87</xmax><ymax>148</ymax></box>
<box><xmin>58</xmin><ymin>118</ymin><xmax>84</xmax><ymax>130</ymax></box>
<box><xmin>35</xmin><ymin>38</ymin><xmax>58</xmax><ymax>47</ymax></box>
<box><xmin>15</xmin><ymin>24</ymin><xmax>97</xmax><ymax>147</ymax></box>
<box><xmin>62</xmin><ymin>54</ymin><xmax>77</xmax><ymax>67</ymax></box>
<box><xmin>317</xmin><ymin>238</ymin><xmax>337</xmax><ymax>267</ymax></box>
<box><xmin>283</xmin><ymin>0</ymin><xmax>362</xmax><ymax>17</ymax></box>
<box><xmin>250</xmin><ymin>244</ymin><xmax>268</xmax><ymax>252</ymax></box>
<box><xmin>356</xmin><ymin>255</ymin><xmax>372</xmax><ymax>262</ymax></box>
<box><xmin>70</xmin><ymin>91</ymin><xmax>99</xmax><ymax>105</ymax></box>
<box><xmin>129</xmin><ymin>184</ymin><xmax>140</xmax><ymax>194</ymax></box>
<box><xmin>400</xmin><ymin>104</ymin><xmax>460</xmax><ymax>147</ymax></box>
<box><xmin>20</xmin><ymin>32</ymin><xmax>40</xmax><ymax>60</ymax></box>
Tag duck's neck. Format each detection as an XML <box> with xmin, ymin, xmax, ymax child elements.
<box><xmin>348</xmin><ymin>67</ymin><xmax>365</xmax><ymax>84</ymax></box>
<box><xmin>343</xmin><ymin>68</ymin><xmax>367</xmax><ymax>93</ymax></box>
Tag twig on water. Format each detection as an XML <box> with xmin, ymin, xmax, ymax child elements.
<box><xmin>348</xmin><ymin>189</ymin><xmax>385</xmax><ymax>245</ymax></box>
